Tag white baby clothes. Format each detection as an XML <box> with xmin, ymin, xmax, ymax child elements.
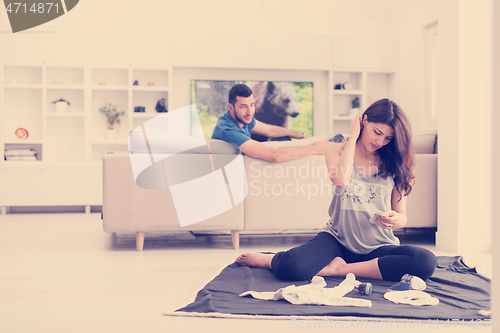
<box><xmin>240</xmin><ymin>273</ymin><xmax>372</xmax><ymax>308</ymax></box>
<box><xmin>384</xmin><ymin>290</ymin><xmax>439</xmax><ymax>306</ymax></box>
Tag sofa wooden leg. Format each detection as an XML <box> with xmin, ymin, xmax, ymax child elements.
<box><xmin>136</xmin><ymin>232</ymin><xmax>145</xmax><ymax>251</ymax></box>
<box><xmin>231</xmin><ymin>230</ymin><xmax>239</xmax><ymax>250</ymax></box>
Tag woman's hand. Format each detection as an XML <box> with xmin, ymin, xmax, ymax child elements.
<box><xmin>378</xmin><ymin>211</ymin><xmax>399</xmax><ymax>230</ymax></box>
<box><xmin>350</xmin><ymin>115</ymin><xmax>362</xmax><ymax>140</ymax></box>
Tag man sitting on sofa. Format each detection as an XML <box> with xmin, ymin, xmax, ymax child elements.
<box><xmin>211</xmin><ymin>84</ymin><xmax>327</xmax><ymax>163</ymax></box>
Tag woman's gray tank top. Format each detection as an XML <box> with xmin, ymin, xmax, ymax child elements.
<box><xmin>323</xmin><ymin>141</ymin><xmax>400</xmax><ymax>254</ymax></box>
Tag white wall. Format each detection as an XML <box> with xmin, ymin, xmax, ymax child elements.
<box><xmin>492</xmin><ymin>0</ymin><xmax>500</xmax><ymax>324</ymax></box>
<box><xmin>436</xmin><ymin>0</ymin><xmax>493</xmax><ymax>254</ymax></box>
<box><xmin>398</xmin><ymin>0</ymin><xmax>439</xmax><ymax>134</ymax></box>
<box><xmin>0</xmin><ymin>0</ymin><xmax>401</xmax><ymax>66</ymax></box>
<box><xmin>0</xmin><ymin>0</ymin><xmax>401</xmax><ymax>37</ymax></box>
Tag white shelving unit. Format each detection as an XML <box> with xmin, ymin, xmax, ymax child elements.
<box><xmin>0</xmin><ymin>63</ymin><xmax>171</xmax><ymax>212</ymax></box>
<box><xmin>329</xmin><ymin>69</ymin><xmax>397</xmax><ymax>135</ymax></box>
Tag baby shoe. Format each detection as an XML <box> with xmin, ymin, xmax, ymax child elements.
<box><xmin>354</xmin><ymin>281</ymin><xmax>372</xmax><ymax>296</ymax></box>
<box><xmin>388</xmin><ymin>274</ymin><xmax>426</xmax><ymax>291</ymax></box>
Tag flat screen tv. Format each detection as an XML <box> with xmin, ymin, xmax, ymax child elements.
<box><xmin>190</xmin><ymin>80</ymin><xmax>313</xmax><ymax>141</ymax></box>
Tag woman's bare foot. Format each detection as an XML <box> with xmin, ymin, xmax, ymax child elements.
<box><xmin>316</xmin><ymin>257</ymin><xmax>347</xmax><ymax>277</ymax></box>
<box><xmin>235</xmin><ymin>253</ymin><xmax>274</xmax><ymax>269</ymax></box>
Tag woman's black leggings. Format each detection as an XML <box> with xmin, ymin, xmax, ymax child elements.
<box><xmin>270</xmin><ymin>232</ymin><xmax>437</xmax><ymax>282</ymax></box>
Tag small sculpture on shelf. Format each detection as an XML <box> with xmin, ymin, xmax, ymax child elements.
<box><xmin>51</xmin><ymin>98</ymin><xmax>70</xmax><ymax>113</ymax></box>
<box><xmin>155</xmin><ymin>98</ymin><xmax>168</xmax><ymax>113</ymax></box>
<box><xmin>15</xmin><ymin>128</ymin><xmax>29</xmax><ymax>139</ymax></box>
<box><xmin>334</xmin><ymin>82</ymin><xmax>353</xmax><ymax>90</ymax></box>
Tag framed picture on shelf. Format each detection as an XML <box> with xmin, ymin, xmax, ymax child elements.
<box><xmin>190</xmin><ymin>79</ymin><xmax>314</xmax><ymax>141</ymax></box>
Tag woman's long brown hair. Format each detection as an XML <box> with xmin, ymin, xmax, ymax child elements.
<box><xmin>360</xmin><ymin>98</ymin><xmax>415</xmax><ymax>199</ymax></box>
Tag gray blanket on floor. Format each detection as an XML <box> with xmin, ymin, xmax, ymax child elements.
<box><xmin>175</xmin><ymin>256</ymin><xmax>490</xmax><ymax>320</ymax></box>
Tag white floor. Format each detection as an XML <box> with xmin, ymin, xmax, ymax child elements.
<box><xmin>0</xmin><ymin>213</ymin><xmax>492</xmax><ymax>333</ymax></box>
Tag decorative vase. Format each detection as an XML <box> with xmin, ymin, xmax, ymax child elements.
<box><xmin>106</xmin><ymin>129</ymin><xmax>116</xmax><ymax>141</ymax></box>
<box><xmin>55</xmin><ymin>102</ymin><xmax>68</xmax><ymax>113</ymax></box>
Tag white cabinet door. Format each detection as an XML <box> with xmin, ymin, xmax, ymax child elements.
<box><xmin>0</xmin><ymin>167</ymin><xmax>87</xmax><ymax>206</ymax></box>
<box><xmin>87</xmin><ymin>167</ymin><xmax>103</xmax><ymax>206</ymax></box>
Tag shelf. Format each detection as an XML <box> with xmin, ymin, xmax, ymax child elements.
<box><xmin>92</xmin><ymin>141</ymin><xmax>129</xmax><ymax>145</ymax></box>
<box><xmin>46</xmin><ymin>84</ymin><xmax>85</xmax><ymax>90</ymax></box>
<box><xmin>1</xmin><ymin>161</ymin><xmax>59</xmax><ymax>167</ymax></box>
<box><xmin>4</xmin><ymin>84</ymin><xmax>43</xmax><ymax>89</ymax></box>
<box><xmin>366</xmin><ymin>69</ymin><xmax>397</xmax><ymax>74</ymax></box>
<box><xmin>4</xmin><ymin>139</ymin><xmax>44</xmax><ymax>144</ymax></box>
<box><xmin>46</xmin><ymin>66</ymin><xmax>84</xmax><ymax>86</ymax></box>
<box><xmin>46</xmin><ymin>113</ymin><xmax>85</xmax><ymax>118</ymax></box>
<box><xmin>333</xmin><ymin>90</ymin><xmax>363</xmax><ymax>95</ymax></box>
<box><xmin>91</xmin><ymin>68</ymin><xmax>128</xmax><ymax>86</ymax></box>
<box><xmin>132</xmin><ymin>68</ymin><xmax>169</xmax><ymax>87</ymax></box>
<box><xmin>132</xmin><ymin>113</ymin><xmax>160</xmax><ymax>118</ymax></box>
<box><xmin>91</xmin><ymin>85</ymin><xmax>128</xmax><ymax>91</ymax></box>
<box><xmin>132</xmin><ymin>86</ymin><xmax>169</xmax><ymax>92</ymax></box>
<box><xmin>331</xmin><ymin>69</ymin><xmax>396</xmax><ymax>135</ymax></box>
<box><xmin>4</xmin><ymin>142</ymin><xmax>43</xmax><ymax>162</ymax></box>
<box><xmin>4</xmin><ymin>65</ymin><xmax>42</xmax><ymax>85</ymax></box>
<box><xmin>0</xmin><ymin>161</ymin><xmax>101</xmax><ymax>169</ymax></box>
<box><xmin>0</xmin><ymin>63</ymin><xmax>166</xmax><ymax>206</ymax></box>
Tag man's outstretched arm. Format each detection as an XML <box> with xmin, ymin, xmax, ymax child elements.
<box><xmin>252</xmin><ymin>120</ymin><xmax>306</xmax><ymax>139</ymax></box>
<box><xmin>239</xmin><ymin>139</ymin><xmax>327</xmax><ymax>163</ymax></box>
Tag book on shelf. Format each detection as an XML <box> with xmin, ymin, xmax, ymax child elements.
<box><xmin>4</xmin><ymin>148</ymin><xmax>38</xmax><ymax>161</ymax></box>
<box><xmin>5</xmin><ymin>155</ymin><xmax>38</xmax><ymax>161</ymax></box>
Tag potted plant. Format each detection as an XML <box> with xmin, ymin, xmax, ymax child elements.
<box><xmin>98</xmin><ymin>102</ymin><xmax>126</xmax><ymax>141</ymax></box>
<box><xmin>52</xmin><ymin>98</ymin><xmax>70</xmax><ymax>113</ymax></box>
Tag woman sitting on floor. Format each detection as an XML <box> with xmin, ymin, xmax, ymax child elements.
<box><xmin>236</xmin><ymin>98</ymin><xmax>437</xmax><ymax>282</ymax></box>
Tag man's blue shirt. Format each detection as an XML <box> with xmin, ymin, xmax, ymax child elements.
<box><xmin>211</xmin><ymin>110</ymin><xmax>256</xmax><ymax>148</ymax></box>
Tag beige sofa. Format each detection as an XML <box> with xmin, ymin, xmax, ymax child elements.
<box><xmin>102</xmin><ymin>132</ymin><xmax>437</xmax><ymax>251</ymax></box>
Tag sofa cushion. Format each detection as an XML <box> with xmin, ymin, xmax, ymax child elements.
<box><xmin>197</xmin><ymin>139</ymin><xmax>239</xmax><ymax>154</ymax></box>
<box><xmin>413</xmin><ymin>132</ymin><xmax>437</xmax><ymax>154</ymax></box>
